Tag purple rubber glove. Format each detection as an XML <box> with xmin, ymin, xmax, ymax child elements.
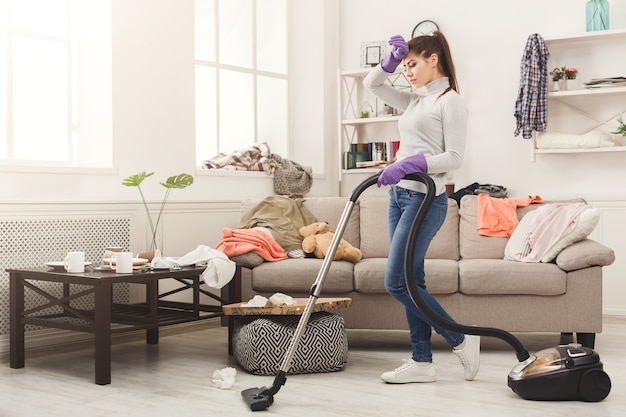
<box><xmin>377</xmin><ymin>153</ymin><xmax>428</xmax><ymax>187</ymax></box>
<box><xmin>381</xmin><ymin>35</ymin><xmax>409</xmax><ymax>73</ymax></box>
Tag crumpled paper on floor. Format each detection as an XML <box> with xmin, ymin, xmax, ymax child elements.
<box><xmin>212</xmin><ymin>367</ymin><xmax>237</xmax><ymax>389</ymax></box>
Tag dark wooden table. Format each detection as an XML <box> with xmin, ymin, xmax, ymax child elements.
<box><xmin>7</xmin><ymin>265</ymin><xmax>225</xmax><ymax>385</ymax></box>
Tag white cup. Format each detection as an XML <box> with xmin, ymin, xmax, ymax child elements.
<box><xmin>64</xmin><ymin>251</ymin><xmax>85</xmax><ymax>273</ymax></box>
<box><xmin>108</xmin><ymin>252</ymin><xmax>134</xmax><ymax>273</ymax></box>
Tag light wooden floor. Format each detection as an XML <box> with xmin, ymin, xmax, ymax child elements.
<box><xmin>1</xmin><ymin>316</ymin><xmax>625</xmax><ymax>417</ymax></box>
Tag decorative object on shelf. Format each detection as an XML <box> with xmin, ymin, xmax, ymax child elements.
<box><xmin>360</xmin><ymin>101</ymin><xmax>373</xmax><ymax>118</ymax></box>
<box><xmin>565</xmin><ymin>67</ymin><xmax>579</xmax><ymax>90</ymax></box>
<box><xmin>360</xmin><ymin>41</ymin><xmax>386</xmax><ymax>68</ymax></box>
<box><xmin>586</xmin><ymin>0</ymin><xmax>609</xmax><ymax>32</ymax></box>
<box><xmin>122</xmin><ymin>171</ymin><xmax>194</xmax><ymax>251</ymax></box>
<box><xmin>550</xmin><ymin>67</ymin><xmax>565</xmax><ymax>91</ymax></box>
<box><xmin>565</xmin><ymin>68</ymin><xmax>578</xmax><ymax>80</ymax></box>
<box><xmin>412</xmin><ymin>19</ymin><xmax>439</xmax><ymax>37</ymax></box>
<box><xmin>550</xmin><ymin>67</ymin><xmax>578</xmax><ymax>90</ymax></box>
<box><xmin>612</xmin><ymin>114</ymin><xmax>626</xmax><ymax>137</ymax></box>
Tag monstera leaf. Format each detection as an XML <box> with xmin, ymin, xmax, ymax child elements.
<box><xmin>122</xmin><ymin>171</ymin><xmax>194</xmax><ymax>250</ymax></box>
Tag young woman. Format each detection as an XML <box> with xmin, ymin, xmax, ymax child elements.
<box><xmin>363</xmin><ymin>31</ymin><xmax>480</xmax><ymax>384</ymax></box>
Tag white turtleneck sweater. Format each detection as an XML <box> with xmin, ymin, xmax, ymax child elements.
<box><xmin>363</xmin><ymin>65</ymin><xmax>467</xmax><ymax>195</ymax></box>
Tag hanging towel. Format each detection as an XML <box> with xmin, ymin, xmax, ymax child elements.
<box><xmin>514</xmin><ymin>33</ymin><xmax>549</xmax><ymax>139</ymax></box>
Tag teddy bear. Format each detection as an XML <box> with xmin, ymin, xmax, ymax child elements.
<box><xmin>298</xmin><ymin>221</ymin><xmax>362</xmax><ymax>263</ymax></box>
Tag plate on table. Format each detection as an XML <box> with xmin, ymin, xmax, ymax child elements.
<box><xmin>98</xmin><ymin>258</ymin><xmax>150</xmax><ymax>270</ymax></box>
<box><xmin>46</xmin><ymin>261</ymin><xmax>92</xmax><ymax>269</ymax></box>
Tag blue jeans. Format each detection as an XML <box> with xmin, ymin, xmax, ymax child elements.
<box><xmin>385</xmin><ymin>185</ymin><xmax>464</xmax><ymax>362</ymax></box>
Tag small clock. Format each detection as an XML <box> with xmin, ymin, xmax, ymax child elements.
<box><xmin>412</xmin><ymin>20</ymin><xmax>439</xmax><ymax>37</ymax></box>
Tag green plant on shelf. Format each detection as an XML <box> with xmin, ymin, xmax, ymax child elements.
<box><xmin>613</xmin><ymin>115</ymin><xmax>626</xmax><ymax>137</ymax></box>
<box><xmin>122</xmin><ymin>171</ymin><xmax>194</xmax><ymax>251</ymax></box>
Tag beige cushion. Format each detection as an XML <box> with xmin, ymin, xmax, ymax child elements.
<box><xmin>250</xmin><ymin>258</ymin><xmax>354</xmax><ymax>293</ymax></box>
<box><xmin>299</xmin><ymin>198</ymin><xmax>361</xmax><ymax>248</ymax></box>
<box><xmin>358</xmin><ymin>197</ymin><xmax>459</xmax><ymax>260</ymax></box>
<box><xmin>555</xmin><ymin>239</ymin><xmax>615</xmax><ymax>271</ymax></box>
<box><xmin>353</xmin><ymin>258</ymin><xmax>458</xmax><ymax>295</ymax></box>
<box><xmin>230</xmin><ymin>252</ymin><xmax>265</xmax><ymax>268</ymax></box>
<box><xmin>459</xmin><ymin>196</ymin><xmax>509</xmax><ymax>259</ymax></box>
<box><xmin>459</xmin><ymin>259</ymin><xmax>566</xmax><ymax>295</ymax></box>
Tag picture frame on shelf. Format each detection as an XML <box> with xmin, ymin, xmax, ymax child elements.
<box><xmin>361</xmin><ymin>41</ymin><xmax>385</xmax><ymax>68</ymax></box>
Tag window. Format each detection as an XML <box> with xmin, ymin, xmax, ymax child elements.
<box><xmin>194</xmin><ymin>0</ymin><xmax>288</xmax><ymax>167</ymax></box>
<box><xmin>0</xmin><ymin>0</ymin><xmax>112</xmax><ymax>169</ymax></box>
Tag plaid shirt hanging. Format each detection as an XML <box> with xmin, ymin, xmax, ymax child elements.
<box><xmin>514</xmin><ymin>33</ymin><xmax>549</xmax><ymax>139</ymax></box>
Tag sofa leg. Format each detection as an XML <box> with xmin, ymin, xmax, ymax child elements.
<box><xmin>560</xmin><ymin>332</ymin><xmax>574</xmax><ymax>345</ymax></box>
<box><xmin>576</xmin><ymin>333</ymin><xmax>596</xmax><ymax>349</ymax></box>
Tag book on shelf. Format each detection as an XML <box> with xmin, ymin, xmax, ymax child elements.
<box><xmin>584</xmin><ymin>76</ymin><xmax>626</xmax><ymax>88</ymax></box>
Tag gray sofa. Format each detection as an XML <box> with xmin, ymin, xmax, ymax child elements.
<box><xmin>224</xmin><ymin>195</ymin><xmax>615</xmax><ymax>348</ymax></box>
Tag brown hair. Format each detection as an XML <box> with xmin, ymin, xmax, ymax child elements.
<box><xmin>407</xmin><ymin>31</ymin><xmax>458</xmax><ymax>96</ymax></box>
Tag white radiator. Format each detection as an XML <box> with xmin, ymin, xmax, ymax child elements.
<box><xmin>0</xmin><ymin>216</ymin><xmax>132</xmax><ymax>336</ymax></box>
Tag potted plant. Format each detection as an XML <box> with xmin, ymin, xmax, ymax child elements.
<box><xmin>122</xmin><ymin>171</ymin><xmax>194</xmax><ymax>251</ymax></box>
<box><xmin>550</xmin><ymin>66</ymin><xmax>578</xmax><ymax>91</ymax></box>
<box><xmin>612</xmin><ymin>114</ymin><xmax>626</xmax><ymax>137</ymax></box>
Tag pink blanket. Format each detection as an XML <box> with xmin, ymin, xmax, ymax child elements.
<box><xmin>216</xmin><ymin>228</ymin><xmax>288</xmax><ymax>262</ymax></box>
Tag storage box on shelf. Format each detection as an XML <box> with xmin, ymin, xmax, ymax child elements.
<box><xmin>532</xmin><ymin>28</ymin><xmax>626</xmax><ymax>160</ymax></box>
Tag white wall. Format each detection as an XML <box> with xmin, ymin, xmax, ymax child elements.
<box><xmin>338</xmin><ymin>0</ymin><xmax>626</xmax><ymax>199</ymax></box>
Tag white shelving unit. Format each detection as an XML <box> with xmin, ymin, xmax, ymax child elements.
<box><xmin>531</xmin><ymin>29</ymin><xmax>626</xmax><ymax>161</ymax></box>
<box><xmin>337</xmin><ymin>67</ymin><xmax>411</xmax><ymax>180</ymax></box>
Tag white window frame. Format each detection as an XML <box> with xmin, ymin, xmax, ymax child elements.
<box><xmin>0</xmin><ymin>0</ymin><xmax>112</xmax><ymax>172</ymax></box>
<box><xmin>194</xmin><ymin>0</ymin><xmax>289</xmax><ymax>171</ymax></box>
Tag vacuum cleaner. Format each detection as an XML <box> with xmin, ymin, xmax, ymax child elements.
<box><xmin>241</xmin><ymin>173</ymin><xmax>611</xmax><ymax>411</ymax></box>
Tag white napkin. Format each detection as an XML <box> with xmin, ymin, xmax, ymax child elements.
<box><xmin>150</xmin><ymin>244</ymin><xmax>236</xmax><ymax>289</ymax></box>
<box><xmin>212</xmin><ymin>367</ymin><xmax>237</xmax><ymax>389</ymax></box>
<box><xmin>269</xmin><ymin>292</ymin><xmax>294</xmax><ymax>306</ymax></box>
<box><xmin>242</xmin><ymin>295</ymin><xmax>269</xmax><ymax>307</ymax></box>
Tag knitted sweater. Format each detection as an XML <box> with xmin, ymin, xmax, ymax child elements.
<box><xmin>363</xmin><ymin>65</ymin><xmax>467</xmax><ymax>195</ymax></box>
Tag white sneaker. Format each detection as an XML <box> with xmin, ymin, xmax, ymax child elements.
<box><xmin>380</xmin><ymin>359</ymin><xmax>436</xmax><ymax>383</ymax></box>
<box><xmin>453</xmin><ymin>335</ymin><xmax>480</xmax><ymax>381</ymax></box>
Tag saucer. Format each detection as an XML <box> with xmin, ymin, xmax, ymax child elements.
<box><xmin>45</xmin><ymin>261</ymin><xmax>92</xmax><ymax>269</ymax></box>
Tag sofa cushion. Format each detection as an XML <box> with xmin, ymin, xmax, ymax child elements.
<box><xmin>459</xmin><ymin>196</ymin><xmax>509</xmax><ymax>259</ymax></box>
<box><xmin>555</xmin><ymin>239</ymin><xmax>615</xmax><ymax>271</ymax></box>
<box><xmin>458</xmin><ymin>259</ymin><xmax>566</xmax><ymax>295</ymax></box>
<box><xmin>249</xmin><ymin>258</ymin><xmax>354</xmax><ymax>293</ymax></box>
<box><xmin>353</xmin><ymin>258</ymin><xmax>458</xmax><ymax>295</ymax></box>
<box><xmin>299</xmin><ymin>197</ymin><xmax>361</xmax><ymax>248</ymax></box>
<box><xmin>359</xmin><ymin>197</ymin><xmax>459</xmax><ymax>260</ymax></box>
<box><xmin>241</xmin><ymin>197</ymin><xmax>361</xmax><ymax>249</ymax></box>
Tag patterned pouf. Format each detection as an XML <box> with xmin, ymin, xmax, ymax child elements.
<box><xmin>232</xmin><ymin>311</ymin><xmax>348</xmax><ymax>375</ymax></box>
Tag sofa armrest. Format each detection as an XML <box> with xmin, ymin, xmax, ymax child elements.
<box><xmin>555</xmin><ymin>239</ymin><xmax>615</xmax><ymax>271</ymax></box>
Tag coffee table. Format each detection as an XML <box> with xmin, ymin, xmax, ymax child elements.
<box><xmin>6</xmin><ymin>265</ymin><xmax>225</xmax><ymax>385</ymax></box>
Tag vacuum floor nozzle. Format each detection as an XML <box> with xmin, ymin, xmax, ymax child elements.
<box><xmin>241</xmin><ymin>386</ymin><xmax>274</xmax><ymax>411</ymax></box>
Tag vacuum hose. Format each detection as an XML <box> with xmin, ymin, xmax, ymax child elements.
<box><xmin>401</xmin><ymin>173</ymin><xmax>531</xmax><ymax>362</ymax></box>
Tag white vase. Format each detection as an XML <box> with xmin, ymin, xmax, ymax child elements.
<box><xmin>558</xmin><ymin>79</ymin><xmax>567</xmax><ymax>91</ymax></box>
<box><xmin>552</xmin><ymin>81</ymin><xmax>560</xmax><ymax>91</ymax></box>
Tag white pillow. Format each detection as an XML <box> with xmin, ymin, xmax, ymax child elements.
<box><xmin>540</xmin><ymin>208</ymin><xmax>600</xmax><ymax>263</ymax></box>
<box><xmin>503</xmin><ymin>210</ymin><xmax>536</xmax><ymax>262</ymax></box>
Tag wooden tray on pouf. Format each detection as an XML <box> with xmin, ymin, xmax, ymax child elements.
<box><xmin>223</xmin><ymin>297</ymin><xmax>352</xmax><ymax>316</ymax></box>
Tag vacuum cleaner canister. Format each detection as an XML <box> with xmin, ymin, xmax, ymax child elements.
<box><xmin>508</xmin><ymin>343</ymin><xmax>611</xmax><ymax>402</ymax></box>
